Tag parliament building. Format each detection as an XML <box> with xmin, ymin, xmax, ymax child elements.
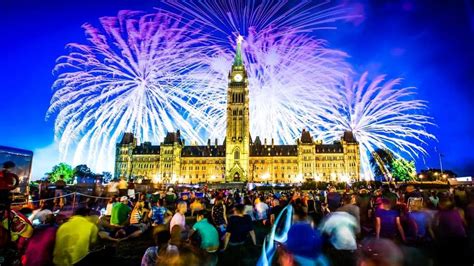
<box><xmin>114</xmin><ymin>39</ymin><xmax>360</xmax><ymax>183</ymax></box>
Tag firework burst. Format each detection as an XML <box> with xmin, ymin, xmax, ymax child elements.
<box><xmin>163</xmin><ymin>0</ymin><xmax>352</xmax><ymax>143</ymax></box>
<box><xmin>198</xmin><ymin>28</ymin><xmax>349</xmax><ymax>143</ymax></box>
<box><xmin>47</xmin><ymin>10</ymin><xmax>219</xmax><ymax>171</ymax></box>
<box><xmin>318</xmin><ymin>72</ymin><xmax>435</xmax><ymax>179</ymax></box>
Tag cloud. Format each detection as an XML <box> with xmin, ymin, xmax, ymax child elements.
<box><xmin>31</xmin><ymin>142</ymin><xmax>60</xmax><ymax>180</ymax></box>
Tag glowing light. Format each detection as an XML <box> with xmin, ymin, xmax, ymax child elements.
<box><xmin>319</xmin><ymin>72</ymin><xmax>435</xmax><ymax>179</ymax></box>
<box><xmin>314</xmin><ymin>174</ymin><xmax>321</xmax><ymax>181</ymax></box>
<box><xmin>152</xmin><ymin>174</ymin><xmax>161</xmax><ymax>184</ymax></box>
<box><xmin>165</xmin><ymin>0</ymin><xmax>350</xmax><ymax>144</ymax></box>
<box><xmin>47</xmin><ymin>10</ymin><xmax>220</xmax><ymax>172</ymax></box>
<box><xmin>295</xmin><ymin>173</ymin><xmax>303</xmax><ymax>183</ymax></box>
<box><xmin>340</xmin><ymin>173</ymin><xmax>350</xmax><ymax>183</ymax></box>
<box><xmin>261</xmin><ymin>172</ymin><xmax>270</xmax><ymax>180</ymax></box>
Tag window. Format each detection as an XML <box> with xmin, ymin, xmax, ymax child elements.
<box><xmin>234</xmin><ymin>150</ymin><xmax>240</xmax><ymax>160</ymax></box>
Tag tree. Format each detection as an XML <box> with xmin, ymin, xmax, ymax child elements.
<box><xmin>73</xmin><ymin>164</ymin><xmax>93</xmax><ymax>179</ymax></box>
<box><xmin>48</xmin><ymin>163</ymin><xmax>74</xmax><ymax>183</ymax></box>
<box><xmin>391</xmin><ymin>158</ymin><xmax>416</xmax><ymax>181</ymax></box>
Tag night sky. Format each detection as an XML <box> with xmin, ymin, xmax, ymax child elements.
<box><xmin>2</xmin><ymin>0</ymin><xmax>474</xmax><ymax>177</ymax></box>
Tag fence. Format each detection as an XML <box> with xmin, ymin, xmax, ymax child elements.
<box><xmin>10</xmin><ymin>191</ymin><xmax>140</xmax><ymax>216</ymax></box>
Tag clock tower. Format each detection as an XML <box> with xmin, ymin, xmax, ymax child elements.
<box><xmin>225</xmin><ymin>36</ymin><xmax>250</xmax><ymax>182</ymax></box>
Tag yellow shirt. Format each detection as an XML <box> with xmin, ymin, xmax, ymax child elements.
<box><xmin>118</xmin><ymin>180</ymin><xmax>128</xmax><ymax>189</ymax></box>
<box><xmin>53</xmin><ymin>215</ymin><xmax>98</xmax><ymax>266</ymax></box>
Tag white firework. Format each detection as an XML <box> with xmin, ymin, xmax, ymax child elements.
<box><xmin>163</xmin><ymin>0</ymin><xmax>352</xmax><ymax>144</ymax></box>
<box><xmin>318</xmin><ymin>72</ymin><xmax>435</xmax><ymax>179</ymax></box>
<box><xmin>199</xmin><ymin>28</ymin><xmax>350</xmax><ymax>143</ymax></box>
<box><xmin>47</xmin><ymin>10</ymin><xmax>218</xmax><ymax>171</ymax></box>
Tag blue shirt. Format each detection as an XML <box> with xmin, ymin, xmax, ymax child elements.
<box><xmin>151</xmin><ymin>206</ymin><xmax>167</xmax><ymax>225</ymax></box>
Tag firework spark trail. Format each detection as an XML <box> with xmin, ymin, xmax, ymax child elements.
<box><xmin>162</xmin><ymin>0</ymin><xmax>350</xmax><ymax>40</ymax></box>
<box><xmin>197</xmin><ymin>27</ymin><xmax>350</xmax><ymax>143</ymax></box>
<box><xmin>317</xmin><ymin>72</ymin><xmax>436</xmax><ymax>179</ymax></box>
<box><xmin>47</xmin><ymin>10</ymin><xmax>220</xmax><ymax>171</ymax></box>
<box><xmin>163</xmin><ymin>0</ymin><xmax>352</xmax><ymax>143</ymax></box>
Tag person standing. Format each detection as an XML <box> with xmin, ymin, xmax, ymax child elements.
<box><xmin>54</xmin><ymin>175</ymin><xmax>66</xmax><ymax>209</ymax></box>
<box><xmin>118</xmin><ymin>178</ymin><xmax>128</xmax><ymax>197</ymax></box>
<box><xmin>269</xmin><ymin>199</ymin><xmax>283</xmax><ymax>225</ymax></box>
<box><xmin>375</xmin><ymin>198</ymin><xmax>406</xmax><ymax>242</ymax></box>
<box><xmin>326</xmin><ymin>187</ymin><xmax>341</xmax><ymax>212</ymax></box>
<box><xmin>0</xmin><ymin>161</ymin><xmax>19</xmax><ymax>200</ymax></box>
<box><xmin>222</xmin><ymin>204</ymin><xmax>257</xmax><ymax>266</ymax></box>
<box><xmin>107</xmin><ymin>179</ymin><xmax>119</xmax><ymax>197</ymax></box>
<box><xmin>211</xmin><ymin>197</ymin><xmax>227</xmax><ymax>235</ymax></box>
<box><xmin>53</xmin><ymin>208</ymin><xmax>98</xmax><ymax>266</ymax></box>
<box><xmin>337</xmin><ymin>193</ymin><xmax>360</xmax><ymax>234</ymax></box>
<box><xmin>254</xmin><ymin>197</ymin><xmax>269</xmax><ymax>223</ymax></box>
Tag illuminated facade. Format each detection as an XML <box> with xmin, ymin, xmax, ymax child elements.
<box><xmin>115</xmin><ymin>38</ymin><xmax>360</xmax><ymax>183</ymax></box>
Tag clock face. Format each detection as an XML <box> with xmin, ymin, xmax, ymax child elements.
<box><xmin>233</xmin><ymin>74</ymin><xmax>243</xmax><ymax>82</ymax></box>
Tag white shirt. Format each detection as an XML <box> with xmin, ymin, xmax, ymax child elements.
<box><xmin>30</xmin><ymin>209</ymin><xmax>53</xmax><ymax>224</ymax></box>
<box><xmin>255</xmin><ymin>202</ymin><xmax>269</xmax><ymax>220</ymax></box>
<box><xmin>170</xmin><ymin>212</ymin><xmax>185</xmax><ymax>232</ymax></box>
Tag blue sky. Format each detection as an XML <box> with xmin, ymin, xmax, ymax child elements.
<box><xmin>2</xmin><ymin>0</ymin><xmax>474</xmax><ymax>177</ymax></box>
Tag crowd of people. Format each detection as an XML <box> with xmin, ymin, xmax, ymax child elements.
<box><xmin>1</xmin><ymin>161</ymin><xmax>474</xmax><ymax>265</ymax></box>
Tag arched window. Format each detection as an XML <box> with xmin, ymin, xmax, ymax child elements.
<box><xmin>234</xmin><ymin>150</ymin><xmax>240</xmax><ymax>160</ymax></box>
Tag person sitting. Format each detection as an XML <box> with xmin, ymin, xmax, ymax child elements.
<box><xmin>110</xmin><ymin>196</ymin><xmax>131</xmax><ymax>226</ymax></box>
<box><xmin>130</xmin><ymin>201</ymin><xmax>146</xmax><ymax>225</ymax></box>
<box><xmin>29</xmin><ymin>200</ymin><xmax>53</xmax><ymax>226</ymax></box>
<box><xmin>192</xmin><ymin>210</ymin><xmax>219</xmax><ymax>253</ymax></box>
<box><xmin>141</xmin><ymin>226</ymin><xmax>179</xmax><ymax>266</ymax></box>
<box><xmin>190</xmin><ymin>198</ymin><xmax>204</xmax><ymax>217</ymax></box>
<box><xmin>104</xmin><ymin>195</ymin><xmax>117</xmax><ymax>218</ymax></box>
<box><xmin>22</xmin><ymin>214</ymin><xmax>57</xmax><ymax>266</ymax></box>
<box><xmin>170</xmin><ymin>201</ymin><xmax>187</xmax><ymax>232</ymax></box>
<box><xmin>53</xmin><ymin>208</ymin><xmax>98</xmax><ymax>266</ymax></box>
<box><xmin>149</xmin><ymin>199</ymin><xmax>172</xmax><ymax>226</ymax></box>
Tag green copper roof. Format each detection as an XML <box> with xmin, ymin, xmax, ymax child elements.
<box><xmin>233</xmin><ymin>35</ymin><xmax>243</xmax><ymax>66</ymax></box>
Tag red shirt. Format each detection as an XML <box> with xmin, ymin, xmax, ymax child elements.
<box><xmin>0</xmin><ymin>170</ymin><xmax>19</xmax><ymax>190</ymax></box>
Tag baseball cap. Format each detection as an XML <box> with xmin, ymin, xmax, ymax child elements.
<box><xmin>120</xmin><ymin>196</ymin><xmax>128</xmax><ymax>202</ymax></box>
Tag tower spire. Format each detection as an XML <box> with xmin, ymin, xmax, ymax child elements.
<box><xmin>233</xmin><ymin>35</ymin><xmax>243</xmax><ymax>66</ymax></box>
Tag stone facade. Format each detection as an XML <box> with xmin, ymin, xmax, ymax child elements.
<box><xmin>115</xmin><ymin>39</ymin><xmax>360</xmax><ymax>183</ymax></box>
